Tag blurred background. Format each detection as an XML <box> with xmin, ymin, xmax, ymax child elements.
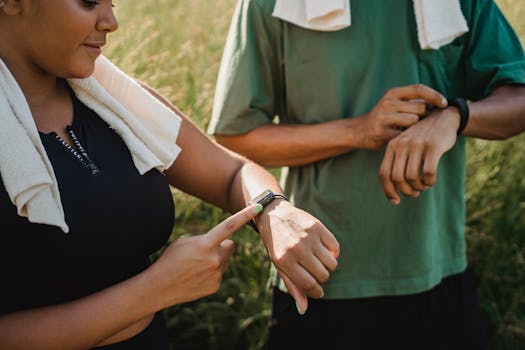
<box><xmin>105</xmin><ymin>1</ymin><xmax>525</xmax><ymax>349</ymax></box>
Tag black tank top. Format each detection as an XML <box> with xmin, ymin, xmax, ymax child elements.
<box><xmin>0</xmin><ymin>90</ymin><xmax>174</xmax><ymax>348</ymax></box>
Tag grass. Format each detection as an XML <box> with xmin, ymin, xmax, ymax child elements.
<box><xmin>105</xmin><ymin>1</ymin><xmax>525</xmax><ymax>348</ymax></box>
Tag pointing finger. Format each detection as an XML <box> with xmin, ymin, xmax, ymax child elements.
<box><xmin>206</xmin><ymin>203</ymin><xmax>263</xmax><ymax>245</ymax></box>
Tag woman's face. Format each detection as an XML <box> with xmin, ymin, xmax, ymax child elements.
<box><xmin>10</xmin><ymin>0</ymin><xmax>118</xmax><ymax>79</ymax></box>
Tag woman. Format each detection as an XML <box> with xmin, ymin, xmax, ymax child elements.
<box><xmin>0</xmin><ymin>0</ymin><xmax>339</xmax><ymax>349</ymax></box>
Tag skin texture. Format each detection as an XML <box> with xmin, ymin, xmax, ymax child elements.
<box><xmin>0</xmin><ymin>0</ymin><xmax>339</xmax><ymax>348</ymax></box>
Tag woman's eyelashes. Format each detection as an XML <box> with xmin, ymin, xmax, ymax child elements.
<box><xmin>81</xmin><ymin>0</ymin><xmax>100</xmax><ymax>8</ymax></box>
<box><xmin>81</xmin><ymin>0</ymin><xmax>117</xmax><ymax>9</ymax></box>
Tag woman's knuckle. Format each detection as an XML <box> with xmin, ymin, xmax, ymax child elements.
<box><xmin>304</xmin><ymin>280</ymin><xmax>317</xmax><ymax>292</ymax></box>
<box><xmin>224</xmin><ymin>220</ymin><xmax>236</xmax><ymax>232</ymax></box>
<box><xmin>208</xmin><ymin>255</ymin><xmax>221</xmax><ymax>270</ymax></box>
<box><xmin>274</xmin><ymin>255</ymin><xmax>290</xmax><ymax>268</ymax></box>
<box><xmin>318</xmin><ymin>271</ymin><xmax>330</xmax><ymax>284</ymax></box>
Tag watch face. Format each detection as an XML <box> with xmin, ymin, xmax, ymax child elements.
<box><xmin>253</xmin><ymin>190</ymin><xmax>275</xmax><ymax>207</ymax></box>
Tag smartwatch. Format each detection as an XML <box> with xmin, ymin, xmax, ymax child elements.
<box><xmin>248</xmin><ymin>189</ymin><xmax>288</xmax><ymax>232</ymax></box>
<box><xmin>249</xmin><ymin>189</ymin><xmax>288</xmax><ymax>208</ymax></box>
<box><xmin>447</xmin><ymin>97</ymin><xmax>470</xmax><ymax>135</ymax></box>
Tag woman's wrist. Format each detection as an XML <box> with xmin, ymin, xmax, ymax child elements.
<box><xmin>253</xmin><ymin>197</ymin><xmax>291</xmax><ymax>231</ymax></box>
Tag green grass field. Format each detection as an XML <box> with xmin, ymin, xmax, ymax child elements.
<box><xmin>105</xmin><ymin>1</ymin><xmax>525</xmax><ymax>349</ymax></box>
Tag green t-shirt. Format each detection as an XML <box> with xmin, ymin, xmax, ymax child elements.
<box><xmin>209</xmin><ymin>0</ymin><xmax>525</xmax><ymax>298</ymax></box>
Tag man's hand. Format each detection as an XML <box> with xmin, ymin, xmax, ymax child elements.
<box><xmin>379</xmin><ymin>106</ymin><xmax>460</xmax><ymax>204</ymax></box>
<box><xmin>255</xmin><ymin>200</ymin><xmax>340</xmax><ymax>314</ymax></box>
<box><xmin>357</xmin><ymin>84</ymin><xmax>448</xmax><ymax>149</ymax></box>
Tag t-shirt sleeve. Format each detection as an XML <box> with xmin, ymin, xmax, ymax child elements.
<box><xmin>462</xmin><ymin>0</ymin><xmax>525</xmax><ymax>101</ymax></box>
<box><xmin>208</xmin><ymin>0</ymin><xmax>283</xmax><ymax>136</ymax></box>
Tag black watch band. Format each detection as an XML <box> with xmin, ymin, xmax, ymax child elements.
<box><xmin>248</xmin><ymin>190</ymin><xmax>288</xmax><ymax>232</ymax></box>
<box><xmin>249</xmin><ymin>189</ymin><xmax>288</xmax><ymax>208</ymax></box>
<box><xmin>447</xmin><ymin>97</ymin><xmax>469</xmax><ymax>135</ymax></box>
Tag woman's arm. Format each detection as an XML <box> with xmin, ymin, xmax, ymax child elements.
<box><xmin>143</xmin><ymin>85</ymin><xmax>340</xmax><ymax>314</ymax></box>
<box><xmin>0</xmin><ymin>265</ymin><xmax>161</xmax><ymax>349</ymax></box>
<box><xmin>0</xmin><ymin>202</ymin><xmax>259</xmax><ymax>349</ymax></box>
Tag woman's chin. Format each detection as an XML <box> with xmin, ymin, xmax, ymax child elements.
<box><xmin>67</xmin><ymin>64</ymin><xmax>96</xmax><ymax>79</ymax></box>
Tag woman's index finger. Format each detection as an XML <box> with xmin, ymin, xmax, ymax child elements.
<box><xmin>205</xmin><ymin>203</ymin><xmax>263</xmax><ymax>245</ymax></box>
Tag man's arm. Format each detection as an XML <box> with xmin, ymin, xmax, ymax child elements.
<box><xmin>215</xmin><ymin>85</ymin><xmax>448</xmax><ymax>168</ymax></box>
<box><xmin>464</xmin><ymin>85</ymin><xmax>525</xmax><ymax>139</ymax></box>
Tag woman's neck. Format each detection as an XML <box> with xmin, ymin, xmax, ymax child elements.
<box><xmin>1</xmin><ymin>53</ymin><xmax>73</xmax><ymax>134</ymax></box>
<box><xmin>1</xmin><ymin>55</ymin><xmax>62</xmax><ymax>108</ymax></box>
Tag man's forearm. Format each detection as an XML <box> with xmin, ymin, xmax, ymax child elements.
<box><xmin>215</xmin><ymin>118</ymin><xmax>365</xmax><ymax>168</ymax></box>
<box><xmin>464</xmin><ymin>85</ymin><xmax>525</xmax><ymax>139</ymax></box>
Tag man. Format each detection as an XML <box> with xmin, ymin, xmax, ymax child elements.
<box><xmin>208</xmin><ymin>0</ymin><xmax>525</xmax><ymax>348</ymax></box>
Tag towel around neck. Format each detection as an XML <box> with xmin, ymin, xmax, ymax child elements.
<box><xmin>272</xmin><ymin>0</ymin><xmax>469</xmax><ymax>50</ymax></box>
<box><xmin>0</xmin><ymin>56</ymin><xmax>182</xmax><ymax>233</ymax></box>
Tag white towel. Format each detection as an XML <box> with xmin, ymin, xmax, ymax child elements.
<box><xmin>272</xmin><ymin>0</ymin><xmax>469</xmax><ymax>50</ymax></box>
<box><xmin>0</xmin><ymin>55</ymin><xmax>182</xmax><ymax>233</ymax></box>
<box><xmin>414</xmin><ymin>0</ymin><xmax>469</xmax><ymax>49</ymax></box>
<box><xmin>272</xmin><ymin>0</ymin><xmax>350</xmax><ymax>31</ymax></box>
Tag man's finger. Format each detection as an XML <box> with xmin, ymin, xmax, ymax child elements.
<box><xmin>379</xmin><ymin>147</ymin><xmax>400</xmax><ymax>205</ymax></box>
<box><xmin>405</xmin><ymin>148</ymin><xmax>426</xmax><ymax>191</ymax></box>
<box><xmin>422</xmin><ymin>151</ymin><xmax>441</xmax><ymax>187</ymax></box>
<box><xmin>386</xmin><ymin>113</ymin><xmax>420</xmax><ymax>128</ymax></box>
<box><xmin>206</xmin><ymin>203</ymin><xmax>263</xmax><ymax>245</ymax></box>
<box><xmin>390</xmin><ymin>100</ymin><xmax>428</xmax><ymax>116</ymax></box>
<box><xmin>388</xmin><ymin>84</ymin><xmax>447</xmax><ymax>109</ymax></box>
<box><xmin>391</xmin><ymin>148</ymin><xmax>418</xmax><ymax>197</ymax></box>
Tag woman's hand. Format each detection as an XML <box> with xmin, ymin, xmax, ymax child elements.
<box><xmin>256</xmin><ymin>200</ymin><xmax>340</xmax><ymax>314</ymax></box>
<box><xmin>146</xmin><ymin>203</ymin><xmax>263</xmax><ymax>309</ymax></box>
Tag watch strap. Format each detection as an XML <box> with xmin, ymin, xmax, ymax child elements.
<box><xmin>248</xmin><ymin>190</ymin><xmax>288</xmax><ymax>232</ymax></box>
<box><xmin>447</xmin><ymin>97</ymin><xmax>469</xmax><ymax>135</ymax></box>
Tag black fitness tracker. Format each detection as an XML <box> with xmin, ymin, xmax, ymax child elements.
<box><xmin>248</xmin><ymin>189</ymin><xmax>288</xmax><ymax>232</ymax></box>
<box><xmin>447</xmin><ymin>97</ymin><xmax>469</xmax><ymax>135</ymax></box>
<box><xmin>249</xmin><ymin>189</ymin><xmax>288</xmax><ymax>208</ymax></box>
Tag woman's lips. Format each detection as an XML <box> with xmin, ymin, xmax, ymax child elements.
<box><xmin>83</xmin><ymin>44</ymin><xmax>102</xmax><ymax>57</ymax></box>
